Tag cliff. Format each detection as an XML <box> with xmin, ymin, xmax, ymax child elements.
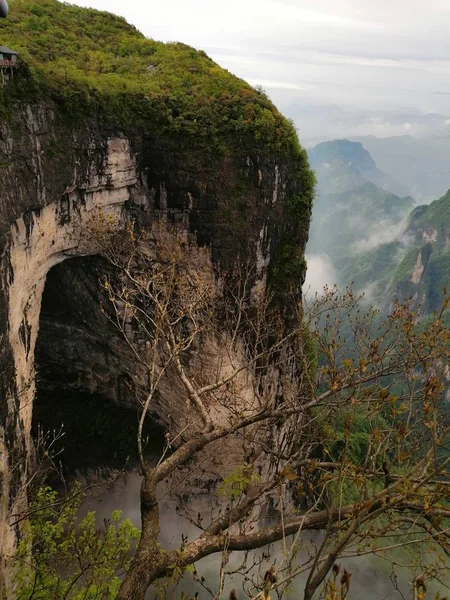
<box><xmin>388</xmin><ymin>189</ymin><xmax>450</xmax><ymax>313</ymax></box>
<box><xmin>0</xmin><ymin>0</ymin><xmax>314</xmax><ymax>586</ymax></box>
<box><xmin>332</xmin><ymin>188</ymin><xmax>450</xmax><ymax>314</ymax></box>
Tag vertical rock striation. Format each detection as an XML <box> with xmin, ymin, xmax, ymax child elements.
<box><xmin>0</xmin><ymin>2</ymin><xmax>314</xmax><ymax>589</ymax></box>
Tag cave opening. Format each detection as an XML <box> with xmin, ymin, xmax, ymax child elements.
<box><xmin>33</xmin><ymin>255</ymin><xmax>165</xmax><ymax>476</ymax></box>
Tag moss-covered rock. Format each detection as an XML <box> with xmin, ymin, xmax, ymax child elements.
<box><xmin>0</xmin><ymin>1</ymin><xmax>315</xmax><ymax>570</ymax></box>
<box><xmin>1</xmin><ymin>0</ymin><xmax>300</xmax><ymax>156</ymax></box>
<box><xmin>0</xmin><ymin>0</ymin><xmax>314</xmax><ymax>298</ymax></box>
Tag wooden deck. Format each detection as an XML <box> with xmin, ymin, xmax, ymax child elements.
<box><xmin>0</xmin><ymin>59</ymin><xmax>17</xmax><ymax>67</ymax></box>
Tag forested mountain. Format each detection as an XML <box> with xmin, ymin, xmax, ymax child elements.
<box><xmin>0</xmin><ymin>0</ymin><xmax>302</xmax><ymax>156</ymax></box>
<box><xmin>357</xmin><ymin>189</ymin><xmax>450</xmax><ymax>314</ymax></box>
<box><xmin>311</xmin><ymin>183</ymin><xmax>450</xmax><ymax>315</ymax></box>
<box><xmin>307</xmin><ymin>138</ymin><xmax>450</xmax><ymax>315</ymax></box>
<box><xmin>308</xmin><ymin>139</ymin><xmax>409</xmax><ymax>197</ymax></box>
<box><xmin>349</xmin><ymin>135</ymin><xmax>450</xmax><ymax>202</ymax></box>
<box><xmin>306</xmin><ymin>140</ymin><xmax>415</xmax><ymax>294</ymax></box>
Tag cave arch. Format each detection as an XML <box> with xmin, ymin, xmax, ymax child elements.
<box><xmin>34</xmin><ymin>255</ymin><xmax>165</xmax><ymax>472</ymax></box>
<box><xmin>1</xmin><ymin>136</ymin><xmax>143</xmax><ymax>562</ymax></box>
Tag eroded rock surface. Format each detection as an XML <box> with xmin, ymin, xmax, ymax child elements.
<box><xmin>0</xmin><ymin>101</ymin><xmax>311</xmax><ymax>583</ymax></box>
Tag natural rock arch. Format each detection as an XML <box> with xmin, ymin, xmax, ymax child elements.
<box><xmin>0</xmin><ymin>100</ymin><xmax>310</xmax><ymax>593</ymax></box>
<box><xmin>1</xmin><ymin>136</ymin><xmax>142</xmax><ymax>564</ymax></box>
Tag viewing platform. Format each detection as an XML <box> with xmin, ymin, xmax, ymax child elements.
<box><xmin>0</xmin><ymin>45</ymin><xmax>18</xmax><ymax>83</ymax></box>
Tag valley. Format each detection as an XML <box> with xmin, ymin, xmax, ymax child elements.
<box><xmin>305</xmin><ymin>137</ymin><xmax>450</xmax><ymax>317</ymax></box>
<box><xmin>1</xmin><ymin>1</ymin><xmax>450</xmax><ymax>600</ymax></box>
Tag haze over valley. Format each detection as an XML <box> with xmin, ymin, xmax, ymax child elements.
<box><xmin>2</xmin><ymin>1</ymin><xmax>450</xmax><ymax>600</ymax></box>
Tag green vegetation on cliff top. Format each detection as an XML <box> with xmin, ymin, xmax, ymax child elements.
<box><xmin>0</xmin><ymin>0</ymin><xmax>316</xmax><ymax>296</ymax></box>
<box><xmin>414</xmin><ymin>189</ymin><xmax>450</xmax><ymax>230</ymax></box>
<box><xmin>0</xmin><ymin>0</ymin><xmax>304</xmax><ymax>159</ymax></box>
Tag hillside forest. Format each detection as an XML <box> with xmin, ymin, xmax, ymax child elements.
<box><xmin>1</xmin><ymin>2</ymin><xmax>450</xmax><ymax>600</ymax></box>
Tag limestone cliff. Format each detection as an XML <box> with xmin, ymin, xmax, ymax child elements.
<box><xmin>0</xmin><ymin>0</ymin><xmax>314</xmax><ymax>585</ymax></box>
<box><xmin>387</xmin><ymin>189</ymin><xmax>450</xmax><ymax>314</ymax></box>
<box><xmin>336</xmin><ymin>188</ymin><xmax>450</xmax><ymax>315</ymax></box>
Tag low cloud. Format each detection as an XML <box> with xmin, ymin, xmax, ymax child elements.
<box><xmin>303</xmin><ymin>254</ymin><xmax>338</xmax><ymax>297</ymax></box>
<box><xmin>351</xmin><ymin>219</ymin><xmax>407</xmax><ymax>253</ymax></box>
<box><xmin>80</xmin><ymin>469</ymin><xmax>415</xmax><ymax>600</ymax></box>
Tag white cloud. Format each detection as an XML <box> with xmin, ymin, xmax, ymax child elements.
<box><xmin>351</xmin><ymin>220</ymin><xmax>407</xmax><ymax>253</ymax></box>
<box><xmin>303</xmin><ymin>254</ymin><xmax>338</xmax><ymax>297</ymax></box>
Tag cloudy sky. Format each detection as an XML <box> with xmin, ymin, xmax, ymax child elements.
<box><xmin>70</xmin><ymin>0</ymin><xmax>450</xmax><ymax>115</ymax></box>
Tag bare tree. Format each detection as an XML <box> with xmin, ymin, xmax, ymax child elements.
<box><xmin>79</xmin><ymin>217</ymin><xmax>450</xmax><ymax>599</ymax></box>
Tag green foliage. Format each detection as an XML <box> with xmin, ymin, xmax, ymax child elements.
<box><xmin>1</xmin><ymin>0</ymin><xmax>315</xmax><ymax>295</ymax></box>
<box><xmin>218</xmin><ymin>465</ymin><xmax>261</xmax><ymax>500</ymax></box>
<box><xmin>1</xmin><ymin>0</ymin><xmax>300</xmax><ymax>155</ymax></box>
<box><xmin>381</xmin><ymin>189</ymin><xmax>450</xmax><ymax>312</ymax></box>
<box><xmin>424</xmin><ymin>252</ymin><xmax>450</xmax><ymax>312</ymax></box>
<box><xmin>269</xmin><ymin>160</ymin><xmax>316</xmax><ymax>294</ymax></box>
<box><xmin>415</xmin><ymin>189</ymin><xmax>450</xmax><ymax>231</ymax></box>
<box><xmin>391</xmin><ymin>246</ymin><xmax>423</xmax><ymax>285</ymax></box>
<box><xmin>321</xmin><ymin>405</ymin><xmax>390</xmax><ymax>466</ymax></box>
<box><xmin>329</xmin><ymin>188</ymin><xmax>450</xmax><ymax>315</ymax></box>
<box><xmin>12</xmin><ymin>484</ymin><xmax>140</xmax><ymax>599</ymax></box>
<box><xmin>335</xmin><ymin>241</ymin><xmax>403</xmax><ymax>294</ymax></box>
<box><xmin>269</xmin><ymin>242</ymin><xmax>307</xmax><ymax>293</ymax></box>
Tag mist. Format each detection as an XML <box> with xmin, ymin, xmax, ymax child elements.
<box><xmin>288</xmin><ymin>104</ymin><xmax>450</xmax><ymax>142</ymax></box>
<box><xmin>349</xmin><ymin>214</ymin><xmax>412</xmax><ymax>255</ymax></box>
<box><xmin>80</xmin><ymin>471</ymin><xmax>414</xmax><ymax>600</ymax></box>
<box><xmin>303</xmin><ymin>254</ymin><xmax>339</xmax><ymax>297</ymax></box>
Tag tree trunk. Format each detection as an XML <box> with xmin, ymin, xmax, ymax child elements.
<box><xmin>116</xmin><ymin>471</ymin><xmax>163</xmax><ymax>600</ymax></box>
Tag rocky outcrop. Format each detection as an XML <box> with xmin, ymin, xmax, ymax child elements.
<box><xmin>0</xmin><ymin>96</ymin><xmax>312</xmax><ymax>584</ymax></box>
<box><xmin>386</xmin><ymin>190</ymin><xmax>450</xmax><ymax>314</ymax></box>
<box><xmin>0</xmin><ymin>123</ymin><xmax>144</xmax><ymax>572</ymax></box>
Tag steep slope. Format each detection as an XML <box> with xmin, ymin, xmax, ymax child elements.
<box><xmin>349</xmin><ymin>135</ymin><xmax>450</xmax><ymax>202</ymax></box>
<box><xmin>388</xmin><ymin>189</ymin><xmax>450</xmax><ymax>313</ymax></box>
<box><xmin>306</xmin><ymin>140</ymin><xmax>414</xmax><ymax>283</ymax></box>
<box><xmin>0</xmin><ymin>0</ymin><xmax>315</xmax><ymax>584</ymax></box>
<box><xmin>334</xmin><ymin>189</ymin><xmax>450</xmax><ymax>313</ymax></box>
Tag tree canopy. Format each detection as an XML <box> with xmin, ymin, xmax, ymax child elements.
<box><xmin>0</xmin><ymin>0</ymin><xmax>304</xmax><ymax>157</ymax></box>
<box><xmin>13</xmin><ymin>220</ymin><xmax>450</xmax><ymax>600</ymax></box>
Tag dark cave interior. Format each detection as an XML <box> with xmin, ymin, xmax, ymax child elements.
<box><xmin>33</xmin><ymin>256</ymin><xmax>164</xmax><ymax>473</ymax></box>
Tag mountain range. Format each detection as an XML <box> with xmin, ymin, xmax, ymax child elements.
<box><xmin>289</xmin><ymin>103</ymin><xmax>450</xmax><ymax>142</ymax></box>
<box><xmin>306</xmin><ymin>138</ymin><xmax>450</xmax><ymax>317</ymax></box>
<box><xmin>348</xmin><ymin>135</ymin><xmax>450</xmax><ymax>202</ymax></box>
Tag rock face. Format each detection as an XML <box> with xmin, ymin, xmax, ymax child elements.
<box><xmin>324</xmin><ymin>186</ymin><xmax>450</xmax><ymax>316</ymax></box>
<box><xmin>388</xmin><ymin>190</ymin><xmax>450</xmax><ymax>314</ymax></box>
<box><xmin>0</xmin><ymin>96</ymin><xmax>312</xmax><ymax>583</ymax></box>
<box><xmin>0</xmin><ymin>121</ymin><xmax>144</xmax><ymax>570</ymax></box>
